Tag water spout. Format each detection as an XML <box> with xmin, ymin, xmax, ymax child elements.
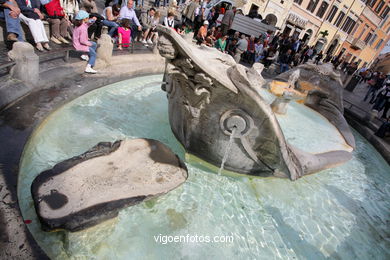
<box><xmin>218</xmin><ymin>126</ymin><xmax>237</xmax><ymax>176</ymax></box>
<box><xmin>288</xmin><ymin>69</ymin><xmax>300</xmax><ymax>89</ymax></box>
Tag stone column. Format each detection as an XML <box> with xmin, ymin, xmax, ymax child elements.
<box><xmin>95</xmin><ymin>34</ymin><xmax>113</xmax><ymax>69</ymax></box>
<box><xmin>8</xmin><ymin>42</ymin><xmax>39</xmax><ymax>86</ymax></box>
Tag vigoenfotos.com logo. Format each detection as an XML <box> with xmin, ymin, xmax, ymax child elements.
<box><xmin>154</xmin><ymin>234</ymin><xmax>234</xmax><ymax>245</ymax></box>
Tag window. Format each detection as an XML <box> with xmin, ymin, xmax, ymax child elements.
<box><xmin>381</xmin><ymin>6</ymin><xmax>389</xmax><ymax>18</ymax></box>
<box><xmin>375</xmin><ymin>0</ymin><xmax>385</xmax><ymax>13</ymax></box>
<box><xmin>326</xmin><ymin>6</ymin><xmax>338</xmax><ymax>22</ymax></box>
<box><xmin>348</xmin><ymin>20</ymin><xmax>357</xmax><ymax>34</ymax></box>
<box><xmin>341</xmin><ymin>17</ymin><xmax>354</xmax><ymax>32</ymax></box>
<box><xmin>364</xmin><ymin>32</ymin><xmax>373</xmax><ymax>44</ymax></box>
<box><xmin>358</xmin><ymin>24</ymin><xmax>368</xmax><ymax>39</ymax></box>
<box><xmin>334</xmin><ymin>11</ymin><xmax>345</xmax><ymax>27</ymax></box>
<box><xmin>294</xmin><ymin>0</ymin><xmax>303</xmax><ymax>5</ymax></box>
<box><xmin>316</xmin><ymin>1</ymin><xmax>329</xmax><ymax>18</ymax></box>
<box><xmin>375</xmin><ymin>39</ymin><xmax>384</xmax><ymax>49</ymax></box>
<box><xmin>307</xmin><ymin>0</ymin><xmax>320</xmax><ymax>13</ymax></box>
<box><xmin>370</xmin><ymin>34</ymin><xmax>377</xmax><ymax>45</ymax></box>
<box><xmin>368</xmin><ymin>0</ymin><xmax>377</xmax><ymax>8</ymax></box>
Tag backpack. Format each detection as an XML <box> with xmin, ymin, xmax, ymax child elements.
<box><xmin>44</xmin><ymin>0</ymin><xmax>65</xmax><ymax>18</ymax></box>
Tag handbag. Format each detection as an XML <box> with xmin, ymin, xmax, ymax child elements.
<box><xmin>45</xmin><ymin>0</ymin><xmax>65</xmax><ymax>18</ymax></box>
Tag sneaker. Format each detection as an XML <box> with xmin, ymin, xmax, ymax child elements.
<box><xmin>141</xmin><ymin>39</ymin><xmax>147</xmax><ymax>44</ymax></box>
<box><xmin>51</xmin><ymin>36</ymin><xmax>62</xmax><ymax>44</ymax></box>
<box><xmin>7</xmin><ymin>33</ymin><xmax>18</xmax><ymax>42</ymax></box>
<box><xmin>80</xmin><ymin>55</ymin><xmax>89</xmax><ymax>61</ymax></box>
<box><xmin>58</xmin><ymin>36</ymin><xmax>70</xmax><ymax>44</ymax></box>
<box><xmin>85</xmin><ymin>66</ymin><xmax>97</xmax><ymax>74</ymax></box>
<box><xmin>43</xmin><ymin>43</ymin><xmax>51</xmax><ymax>50</ymax></box>
<box><xmin>147</xmin><ymin>39</ymin><xmax>153</xmax><ymax>45</ymax></box>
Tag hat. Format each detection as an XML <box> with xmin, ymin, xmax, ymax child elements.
<box><xmin>75</xmin><ymin>10</ymin><xmax>89</xmax><ymax>20</ymax></box>
<box><xmin>204</xmin><ymin>20</ymin><xmax>209</xmax><ymax>25</ymax></box>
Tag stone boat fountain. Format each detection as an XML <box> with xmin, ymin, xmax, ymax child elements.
<box><xmin>156</xmin><ymin>26</ymin><xmax>354</xmax><ymax>181</ymax></box>
<box><xmin>15</xmin><ymin>26</ymin><xmax>390</xmax><ymax>258</ymax></box>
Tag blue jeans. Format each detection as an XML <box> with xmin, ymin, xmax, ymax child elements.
<box><xmin>280</xmin><ymin>63</ymin><xmax>289</xmax><ymax>73</ymax></box>
<box><xmin>363</xmin><ymin>85</ymin><xmax>377</xmax><ymax>102</ymax></box>
<box><xmin>88</xmin><ymin>41</ymin><xmax>97</xmax><ymax>66</ymax></box>
<box><xmin>0</xmin><ymin>2</ymin><xmax>23</xmax><ymax>41</ymax></box>
<box><xmin>102</xmin><ymin>20</ymin><xmax>119</xmax><ymax>37</ymax></box>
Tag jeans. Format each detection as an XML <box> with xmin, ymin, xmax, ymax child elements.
<box><xmin>0</xmin><ymin>2</ymin><xmax>23</xmax><ymax>41</ymax></box>
<box><xmin>88</xmin><ymin>41</ymin><xmax>97</xmax><ymax>66</ymax></box>
<box><xmin>102</xmin><ymin>20</ymin><xmax>119</xmax><ymax>37</ymax></box>
<box><xmin>363</xmin><ymin>85</ymin><xmax>377</xmax><ymax>102</ymax></box>
<box><xmin>280</xmin><ymin>63</ymin><xmax>289</xmax><ymax>73</ymax></box>
<box><xmin>373</xmin><ymin>96</ymin><xmax>387</xmax><ymax>111</ymax></box>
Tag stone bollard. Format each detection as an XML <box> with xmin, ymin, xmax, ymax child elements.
<box><xmin>8</xmin><ymin>42</ymin><xmax>39</xmax><ymax>86</ymax></box>
<box><xmin>95</xmin><ymin>34</ymin><xmax>113</xmax><ymax>69</ymax></box>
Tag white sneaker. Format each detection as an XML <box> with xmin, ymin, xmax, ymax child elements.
<box><xmin>147</xmin><ymin>39</ymin><xmax>153</xmax><ymax>44</ymax></box>
<box><xmin>85</xmin><ymin>66</ymin><xmax>97</xmax><ymax>74</ymax></box>
<box><xmin>141</xmin><ymin>39</ymin><xmax>147</xmax><ymax>44</ymax></box>
<box><xmin>81</xmin><ymin>55</ymin><xmax>89</xmax><ymax>61</ymax></box>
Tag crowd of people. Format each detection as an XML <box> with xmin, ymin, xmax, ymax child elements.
<box><xmin>359</xmin><ymin>69</ymin><xmax>390</xmax><ymax>120</ymax></box>
<box><xmin>1</xmin><ymin>0</ymin><xmax>389</xmax><ymax>120</ymax></box>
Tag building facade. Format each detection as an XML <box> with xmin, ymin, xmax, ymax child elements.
<box><xmin>245</xmin><ymin>0</ymin><xmax>390</xmax><ymax>69</ymax></box>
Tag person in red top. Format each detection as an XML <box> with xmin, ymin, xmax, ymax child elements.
<box><xmin>247</xmin><ymin>35</ymin><xmax>255</xmax><ymax>65</ymax></box>
<box><xmin>117</xmin><ymin>18</ymin><xmax>131</xmax><ymax>50</ymax></box>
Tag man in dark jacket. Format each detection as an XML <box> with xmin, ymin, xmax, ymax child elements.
<box><xmin>279</xmin><ymin>49</ymin><xmax>292</xmax><ymax>73</ymax></box>
<box><xmin>0</xmin><ymin>0</ymin><xmax>23</xmax><ymax>42</ymax></box>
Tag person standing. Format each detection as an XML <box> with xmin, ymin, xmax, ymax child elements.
<box><xmin>182</xmin><ymin>0</ymin><xmax>198</xmax><ymax>28</ymax></box>
<box><xmin>315</xmin><ymin>51</ymin><xmax>323</xmax><ymax>65</ymax></box>
<box><xmin>234</xmin><ymin>34</ymin><xmax>247</xmax><ymax>63</ymax></box>
<box><xmin>220</xmin><ymin>6</ymin><xmax>235</xmax><ymax>35</ymax></box>
<box><xmin>246</xmin><ymin>35</ymin><xmax>255</xmax><ymax>65</ymax></box>
<box><xmin>279</xmin><ymin>49</ymin><xmax>292</xmax><ymax>73</ymax></box>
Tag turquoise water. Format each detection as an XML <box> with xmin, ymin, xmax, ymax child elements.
<box><xmin>18</xmin><ymin>75</ymin><xmax>390</xmax><ymax>259</ymax></box>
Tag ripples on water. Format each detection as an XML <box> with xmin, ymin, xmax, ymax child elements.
<box><xmin>18</xmin><ymin>75</ymin><xmax>390</xmax><ymax>259</ymax></box>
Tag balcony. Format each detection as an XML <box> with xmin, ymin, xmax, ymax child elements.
<box><xmin>346</xmin><ymin>35</ymin><xmax>354</xmax><ymax>44</ymax></box>
<box><xmin>363</xmin><ymin>7</ymin><xmax>381</xmax><ymax>25</ymax></box>
<box><xmin>351</xmin><ymin>38</ymin><xmax>366</xmax><ymax>50</ymax></box>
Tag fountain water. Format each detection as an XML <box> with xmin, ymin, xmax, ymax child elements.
<box><xmin>18</xmin><ymin>75</ymin><xmax>390</xmax><ymax>259</ymax></box>
<box><xmin>217</xmin><ymin>126</ymin><xmax>237</xmax><ymax>176</ymax></box>
<box><xmin>287</xmin><ymin>69</ymin><xmax>300</xmax><ymax>89</ymax></box>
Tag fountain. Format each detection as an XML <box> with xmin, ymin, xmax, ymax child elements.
<box><xmin>13</xmin><ymin>26</ymin><xmax>390</xmax><ymax>259</ymax></box>
<box><xmin>17</xmin><ymin>74</ymin><xmax>390</xmax><ymax>259</ymax></box>
<box><xmin>156</xmin><ymin>25</ymin><xmax>354</xmax><ymax>180</ymax></box>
